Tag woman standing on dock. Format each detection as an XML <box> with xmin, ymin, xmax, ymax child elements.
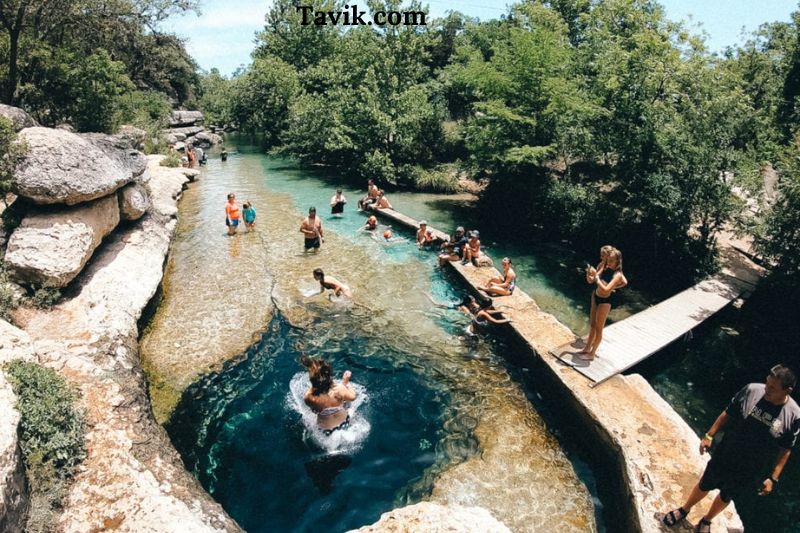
<box><xmin>581</xmin><ymin>248</ymin><xmax>627</xmax><ymax>361</ymax></box>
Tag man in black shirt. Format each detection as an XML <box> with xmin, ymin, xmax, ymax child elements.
<box><xmin>662</xmin><ymin>365</ymin><xmax>800</xmax><ymax>533</ymax></box>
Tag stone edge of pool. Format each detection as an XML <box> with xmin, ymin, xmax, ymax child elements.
<box><xmin>369</xmin><ymin>206</ymin><xmax>745</xmax><ymax>533</ymax></box>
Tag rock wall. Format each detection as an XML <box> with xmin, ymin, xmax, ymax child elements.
<box><xmin>0</xmin><ymin>321</ymin><xmax>35</xmax><ymax>533</ymax></box>
<box><xmin>351</xmin><ymin>502</ymin><xmax>511</xmax><ymax>533</ymax></box>
<box><xmin>13</xmin><ymin>157</ymin><xmax>241</xmax><ymax>532</ymax></box>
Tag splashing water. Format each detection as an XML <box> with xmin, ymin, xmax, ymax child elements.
<box><xmin>286</xmin><ymin>372</ymin><xmax>371</xmax><ymax>454</ymax></box>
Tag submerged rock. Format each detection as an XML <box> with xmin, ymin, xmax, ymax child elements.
<box><xmin>118</xmin><ymin>183</ymin><xmax>150</xmax><ymax>221</ymax></box>
<box><xmin>13</xmin><ymin>128</ymin><xmax>135</xmax><ymax>205</ymax></box>
<box><xmin>352</xmin><ymin>502</ymin><xmax>511</xmax><ymax>533</ymax></box>
<box><xmin>4</xmin><ymin>195</ymin><xmax>120</xmax><ymax>287</ymax></box>
<box><xmin>0</xmin><ymin>104</ymin><xmax>37</xmax><ymax>132</ymax></box>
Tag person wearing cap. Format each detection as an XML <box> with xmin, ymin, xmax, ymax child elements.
<box><xmin>416</xmin><ymin>221</ymin><xmax>435</xmax><ymax>246</ymax></box>
<box><xmin>300</xmin><ymin>206</ymin><xmax>324</xmax><ymax>250</ymax></box>
<box><xmin>661</xmin><ymin>365</ymin><xmax>800</xmax><ymax>533</ymax></box>
<box><xmin>462</xmin><ymin>230</ymin><xmax>481</xmax><ymax>265</ymax></box>
<box><xmin>438</xmin><ymin>227</ymin><xmax>468</xmax><ymax>266</ymax></box>
<box><xmin>330</xmin><ymin>189</ymin><xmax>347</xmax><ymax>215</ymax></box>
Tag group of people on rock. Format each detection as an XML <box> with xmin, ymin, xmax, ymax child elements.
<box><xmin>356</xmin><ymin>179</ymin><xmax>392</xmax><ymax>210</ymax></box>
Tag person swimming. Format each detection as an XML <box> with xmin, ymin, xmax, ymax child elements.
<box><xmin>300</xmin><ymin>356</ymin><xmax>357</xmax><ymax>435</ymax></box>
<box><xmin>313</xmin><ymin>268</ymin><xmax>353</xmax><ymax>299</ymax></box>
<box><xmin>459</xmin><ymin>295</ymin><xmax>513</xmax><ymax>335</ymax></box>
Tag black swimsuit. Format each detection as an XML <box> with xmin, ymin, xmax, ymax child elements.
<box><xmin>594</xmin><ymin>268</ymin><xmax>618</xmax><ymax>306</ymax></box>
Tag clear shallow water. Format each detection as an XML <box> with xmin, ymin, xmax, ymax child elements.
<box><xmin>152</xmin><ymin>140</ymin><xmax>601</xmax><ymax>532</ymax></box>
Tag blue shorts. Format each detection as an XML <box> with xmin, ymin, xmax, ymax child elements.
<box><xmin>305</xmin><ymin>237</ymin><xmax>321</xmax><ymax>249</ymax></box>
<box><xmin>226</xmin><ymin>218</ymin><xmax>239</xmax><ymax>227</ymax></box>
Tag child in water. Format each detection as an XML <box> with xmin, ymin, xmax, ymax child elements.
<box><xmin>243</xmin><ymin>201</ymin><xmax>257</xmax><ymax>232</ymax></box>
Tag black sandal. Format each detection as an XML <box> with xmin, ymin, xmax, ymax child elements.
<box><xmin>662</xmin><ymin>507</ymin><xmax>688</xmax><ymax>527</ymax></box>
<box><xmin>695</xmin><ymin>518</ymin><xmax>712</xmax><ymax>533</ymax></box>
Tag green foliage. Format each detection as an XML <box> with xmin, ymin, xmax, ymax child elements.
<box><xmin>0</xmin><ymin>116</ymin><xmax>26</xmax><ymax>197</ymax></box>
<box><xmin>4</xmin><ymin>360</ymin><xmax>86</xmax><ymax>533</ymax></box>
<box><xmin>412</xmin><ymin>165</ymin><xmax>460</xmax><ymax>193</ymax></box>
<box><xmin>160</xmin><ymin>152</ymin><xmax>182</xmax><ymax>167</ymax></box>
<box><xmin>757</xmin><ymin>137</ymin><xmax>800</xmax><ymax>277</ymax></box>
<box><xmin>198</xmin><ymin>69</ymin><xmax>233</xmax><ymax>126</ymax></box>
<box><xmin>28</xmin><ymin>285</ymin><xmax>61</xmax><ymax>309</ymax></box>
<box><xmin>115</xmin><ymin>90</ymin><xmax>172</xmax><ymax>131</ymax></box>
<box><xmin>68</xmin><ymin>50</ymin><xmax>135</xmax><ymax>133</ymax></box>
<box><xmin>0</xmin><ymin>263</ymin><xmax>19</xmax><ymax>321</ymax></box>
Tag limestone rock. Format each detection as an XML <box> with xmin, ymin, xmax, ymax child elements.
<box><xmin>118</xmin><ymin>183</ymin><xmax>150</xmax><ymax>221</ymax></box>
<box><xmin>4</xmin><ymin>195</ymin><xmax>120</xmax><ymax>287</ymax></box>
<box><xmin>81</xmin><ymin>132</ymin><xmax>147</xmax><ymax>178</ymax></box>
<box><xmin>164</xmin><ymin>134</ymin><xmax>179</xmax><ymax>145</ymax></box>
<box><xmin>0</xmin><ymin>320</ymin><xmax>34</xmax><ymax>533</ymax></box>
<box><xmin>13</xmin><ymin>128</ymin><xmax>135</xmax><ymax>205</ymax></box>
<box><xmin>116</xmin><ymin>125</ymin><xmax>147</xmax><ymax>151</ymax></box>
<box><xmin>169</xmin><ymin>110</ymin><xmax>204</xmax><ymax>127</ymax></box>
<box><xmin>0</xmin><ymin>104</ymin><xmax>37</xmax><ymax>132</ymax></box>
<box><xmin>351</xmin><ymin>503</ymin><xmax>511</xmax><ymax>533</ymax></box>
<box><xmin>168</xmin><ymin>126</ymin><xmax>203</xmax><ymax>138</ymax></box>
<box><xmin>191</xmin><ymin>131</ymin><xmax>223</xmax><ymax>148</ymax></box>
<box><xmin>172</xmin><ymin>132</ymin><xmax>187</xmax><ymax>142</ymax></box>
<box><xmin>55</xmin><ymin>123</ymin><xmax>75</xmax><ymax>132</ymax></box>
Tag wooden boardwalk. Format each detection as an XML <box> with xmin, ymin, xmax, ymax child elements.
<box><xmin>550</xmin><ymin>269</ymin><xmax>761</xmax><ymax>386</ymax></box>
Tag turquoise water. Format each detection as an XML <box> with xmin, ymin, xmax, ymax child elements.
<box><xmin>167</xmin><ymin>316</ymin><xmax>453</xmax><ymax>532</ymax></box>
<box><xmin>160</xmin><ymin>142</ymin><xmax>602</xmax><ymax>532</ymax></box>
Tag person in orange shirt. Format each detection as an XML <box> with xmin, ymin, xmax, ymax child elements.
<box><xmin>225</xmin><ymin>192</ymin><xmax>242</xmax><ymax>235</ymax></box>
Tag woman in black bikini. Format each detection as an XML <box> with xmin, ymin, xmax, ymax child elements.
<box><xmin>581</xmin><ymin>248</ymin><xmax>627</xmax><ymax>361</ymax></box>
<box><xmin>301</xmin><ymin>356</ymin><xmax>357</xmax><ymax>435</ymax></box>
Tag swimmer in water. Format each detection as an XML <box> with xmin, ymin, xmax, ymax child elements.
<box><xmin>313</xmin><ymin>268</ymin><xmax>353</xmax><ymax>299</ymax></box>
<box><xmin>300</xmin><ymin>356</ymin><xmax>356</xmax><ymax>435</ymax></box>
<box><xmin>459</xmin><ymin>295</ymin><xmax>513</xmax><ymax>335</ymax></box>
<box><xmin>361</xmin><ymin>215</ymin><xmax>378</xmax><ymax>232</ymax></box>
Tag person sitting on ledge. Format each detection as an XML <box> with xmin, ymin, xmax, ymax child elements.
<box><xmin>416</xmin><ymin>221</ymin><xmax>436</xmax><ymax>247</ymax></box>
<box><xmin>373</xmin><ymin>189</ymin><xmax>392</xmax><ymax>210</ymax></box>
<box><xmin>313</xmin><ymin>268</ymin><xmax>352</xmax><ymax>299</ymax></box>
<box><xmin>301</xmin><ymin>356</ymin><xmax>357</xmax><ymax>436</ymax></box>
<box><xmin>438</xmin><ymin>227</ymin><xmax>468</xmax><ymax>266</ymax></box>
<box><xmin>358</xmin><ymin>179</ymin><xmax>379</xmax><ymax>209</ymax></box>
<box><xmin>461</xmin><ymin>230</ymin><xmax>481</xmax><ymax>265</ymax></box>
<box><xmin>661</xmin><ymin>365</ymin><xmax>799</xmax><ymax>533</ymax></box>
<box><xmin>481</xmin><ymin>257</ymin><xmax>516</xmax><ymax>296</ymax></box>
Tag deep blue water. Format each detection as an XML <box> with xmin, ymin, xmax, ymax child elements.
<box><xmin>167</xmin><ymin>316</ymin><xmax>455</xmax><ymax>533</ymax></box>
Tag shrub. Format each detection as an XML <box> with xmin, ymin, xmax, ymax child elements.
<box><xmin>159</xmin><ymin>152</ymin><xmax>182</xmax><ymax>167</ymax></box>
<box><xmin>29</xmin><ymin>285</ymin><xmax>61</xmax><ymax>309</ymax></box>
<box><xmin>4</xmin><ymin>360</ymin><xmax>86</xmax><ymax>532</ymax></box>
<box><xmin>0</xmin><ymin>116</ymin><xmax>27</xmax><ymax>198</ymax></box>
<box><xmin>0</xmin><ymin>263</ymin><xmax>19</xmax><ymax>321</ymax></box>
<box><xmin>412</xmin><ymin>165</ymin><xmax>460</xmax><ymax>193</ymax></box>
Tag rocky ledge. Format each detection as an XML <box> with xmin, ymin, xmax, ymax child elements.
<box><xmin>351</xmin><ymin>502</ymin><xmax>511</xmax><ymax>533</ymax></box>
<box><xmin>4</xmin><ymin>156</ymin><xmax>241</xmax><ymax>532</ymax></box>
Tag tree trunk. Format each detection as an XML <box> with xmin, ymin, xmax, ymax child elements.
<box><xmin>5</xmin><ymin>28</ymin><xmax>20</xmax><ymax>103</ymax></box>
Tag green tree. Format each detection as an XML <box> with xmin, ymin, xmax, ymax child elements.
<box><xmin>68</xmin><ymin>50</ymin><xmax>134</xmax><ymax>132</ymax></box>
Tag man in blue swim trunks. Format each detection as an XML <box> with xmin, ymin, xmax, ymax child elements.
<box><xmin>300</xmin><ymin>206</ymin><xmax>324</xmax><ymax>250</ymax></box>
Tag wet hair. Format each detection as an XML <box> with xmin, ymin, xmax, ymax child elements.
<box><xmin>300</xmin><ymin>355</ymin><xmax>334</xmax><ymax>394</ymax></box>
<box><xmin>770</xmin><ymin>365</ymin><xmax>797</xmax><ymax>390</ymax></box>
<box><xmin>309</xmin><ymin>206</ymin><xmax>317</xmax><ymax>214</ymax></box>
<box><xmin>479</xmin><ymin>298</ymin><xmax>493</xmax><ymax>310</ymax></box>
<box><xmin>227</xmin><ymin>192</ymin><xmax>235</xmax><ymax>200</ymax></box>
<box><xmin>607</xmin><ymin>248</ymin><xmax>623</xmax><ymax>270</ymax></box>
<box><xmin>460</xmin><ymin>295</ymin><xmax>478</xmax><ymax>308</ymax></box>
<box><xmin>383</xmin><ymin>229</ymin><xmax>392</xmax><ymax>239</ymax></box>
<box><xmin>336</xmin><ymin>188</ymin><xmax>342</xmax><ymax>193</ymax></box>
<box><xmin>313</xmin><ymin>268</ymin><xmax>324</xmax><ymax>280</ymax></box>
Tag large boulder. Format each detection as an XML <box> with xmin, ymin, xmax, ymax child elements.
<box><xmin>116</xmin><ymin>125</ymin><xmax>147</xmax><ymax>151</ymax></box>
<box><xmin>191</xmin><ymin>131</ymin><xmax>223</xmax><ymax>148</ymax></box>
<box><xmin>169</xmin><ymin>110</ymin><xmax>204</xmax><ymax>128</ymax></box>
<box><xmin>13</xmin><ymin>128</ymin><xmax>137</xmax><ymax>205</ymax></box>
<box><xmin>0</xmin><ymin>104</ymin><xmax>37</xmax><ymax>132</ymax></box>
<box><xmin>4</xmin><ymin>195</ymin><xmax>120</xmax><ymax>287</ymax></box>
<box><xmin>81</xmin><ymin>132</ymin><xmax>147</xmax><ymax>178</ymax></box>
<box><xmin>118</xmin><ymin>182</ymin><xmax>150</xmax><ymax>221</ymax></box>
<box><xmin>167</xmin><ymin>126</ymin><xmax>203</xmax><ymax>137</ymax></box>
